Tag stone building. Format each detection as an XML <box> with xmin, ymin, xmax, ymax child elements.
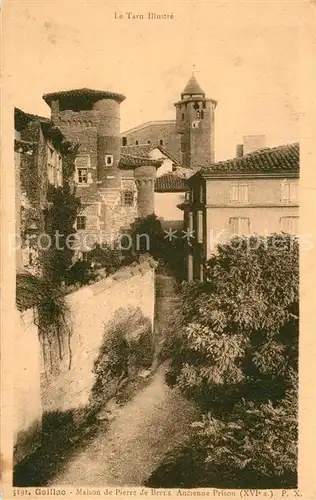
<box><xmin>15</xmin><ymin>75</ymin><xmax>217</xmax><ymax>265</ymax></box>
<box><xmin>14</xmin><ymin>108</ymin><xmax>65</xmax><ymax>272</ymax></box>
<box><xmin>120</xmin><ymin>74</ymin><xmax>217</xmax><ymax>228</ymax></box>
<box><xmin>181</xmin><ymin>142</ymin><xmax>300</xmax><ymax>281</ymax></box>
<box><xmin>42</xmin><ymin>88</ymin><xmax>163</xmax><ymax>256</ymax></box>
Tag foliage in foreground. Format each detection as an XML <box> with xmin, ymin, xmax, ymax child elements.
<box><xmin>159</xmin><ymin>235</ymin><xmax>299</xmax><ymax>487</ymax></box>
<box><xmin>125</xmin><ymin>214</ymin><xmax>186</xmax><ymax>279</ymax></box>
<box><xmin>90</xmin><ymin>307</ymin><xmax>153</xmax><ymax>409</ymax></box>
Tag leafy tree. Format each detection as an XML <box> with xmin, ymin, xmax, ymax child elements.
<box><xmin>166</xmin><ymin>234</ymin><xmax>299</xmax><ymax>406</ymax></box>
<box><xmin>42</xmin><ymin>184</ymin><xmax>81</xmax><ymax>284</ymax></box>
<box><xmin>161</xmin><ymin>234</ymin><xmax>299</xmax><ymax>487</ymax></box>
<box><xmin>125</xmin><ymin>214</ymin><xmax>186</xmax><ymax>279</ymax></box>
<box><xmin>87</xmin><ymin>243</ymin><xmax>121</xmax><ymax>274</ymax></box>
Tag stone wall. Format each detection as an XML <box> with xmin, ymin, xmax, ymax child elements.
<box><xmin>14</xmin><ymin>264</ymin><xmax>155</xmax><ymax>465</ymax></box>
<box><xmin>122</xmin><ymin>121</ymin><xmax>181</xmax><ymax>161</ymax></box>
<box><xmin>14</xmin><ymin>308</ymin><xmax>42</xmax><ymax>464</ymax></box>
<box><xmin>41</xmin><ymin>264</ymin><xmax>155</xmax><ymax>413</ymax></box>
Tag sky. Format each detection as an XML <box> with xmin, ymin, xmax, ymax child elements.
<box><xmin>2</xmin><ymin>0</ymin><xmax>310</xmax><ymax>161</ymax></box>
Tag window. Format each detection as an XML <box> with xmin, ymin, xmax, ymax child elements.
<box><xmin>122</xmin><ymin>137</ymin><xmax>127</xmax><ymax>146</ymax></box>
<box><xmin>172</xmin><ymin>164</ymin><xmax>177</xmax><ymax>172</ymax></box>
<box><xmin>122</xmin><ymin>191</ymin><xmax>134</xmax><ymax>206</ymax></box>
<box><xmin>197</xmin><ymin>211</ymin><xmax>203</xmax><ymax>243</ymax></box>
<box><xmin>56</xmin><ymin>154</ymin><xmax>63</xmax><ymax>186</ymax></box>
<box><xmin>47</xmin><ymin>146</ymin><xmax>55</xmax><ymax>185</ymax></box>
<box><xmin>159</xmin><ymin>139</ymin><xmax>164</xmax><ymax>146</ymax></box>
<box><xmin>199</xmin><ymin>184</ymin><xmax>204</xmax><ymax>203</ymax></box>
<box><xmin>77</xmin><ymin>168</ymin><xmax>88</xmax><ymax>184</ymax></box>
<box><xmin>281</xmin><ymin>181</ymin><xmax>298</xmax><ymax>203</ymax></box>
<box><xmin>200</xmin><ymin>263</ymin><xmax>204</xmax><ymax>282</ymax></box>
<box><xmin>188</xmin><ymin>212</ymin><xmax>193</xmax><ymax>234</ymax></box>
<box><xmin>135</xmin><ymin>140</ymin><xmax>139</xmax><ymax>145</ymax></box>
<box><xmin>188</xmin><ymin>254</ymin><xmax>193</xmax><ymax>282</ymax></box>
<box><xmin>76</xmin><ymin>216</ymin><xmax>86</xmax><ymax>230</ymax></box>
<box><xmin>229</xmin><ymin>184</ymin><xmax>249</xmax><ymax>203</ymax></box>
<box><xmin>147</xmin><ymin>140</ymin><xmax>151</xmax><ymax>144</ymax></box>
<box><xmin>229</xmin><ymin>217</ymin><xmax>250</xmax><ymax>236</ymax></box>
<box><xmin>81</xmin><ymin>252</ymin><xmax>89</xmax><ymax>262</ymax></box>
<box><xmin>196</xmin><ymin>110</ymin><xmax>200</xmax><ymax>119</ymax></box>
<box><xmin>280</xmin><ymin>217</ymin><xmax>298</xmax><ymax>234</ymax></box>
<box><xmin>203</xmin><ymin>102</ymin><xmax>206</xmax><ymax>109</ymax></box>
<box><xmin>105</xmin><ymin>155</ymin><xmax>114</xmax><ymax>166</ymax></box>
<box><xmin>201</xmin><ymin>110</ymin><xmax>204</xmax><ymax>119</ymax></box>
<box><xmin>75</xmin><ymin>155</ymin><xmax>90</xmax><ymax>169</ymax></box>
<box><xmin>181</xmin><ymin>113</ymin><xmax>184</xmax><ymax>120</ymax></box>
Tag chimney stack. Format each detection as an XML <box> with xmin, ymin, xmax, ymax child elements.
<box><xmin>242</xmin><ymin>135</ymin><xmax>266</xmax><ymax>155</ymax></box>
<box><xmin>236</xmin><ymin>144</ymin><xmax>244</xmax><ymax>158</ymax></box>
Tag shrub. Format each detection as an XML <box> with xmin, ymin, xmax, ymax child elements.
<box><xmin>90</xmin><ymin>307</ymin><xmax>153</xmax><ymax>409</ymax></box>
<box><xmin>65</xmin><ymin>260</ymin><xmax>94</xmax><ymax>286</ymax></box>
<box><xmin>87</xmin><ymin>243</ymin><xmax>121</xmax><ymax>274</ymax></box>
<box><xmin>166</xmin><ymin>234</ymin><xmax>299</xmax><ymax>407</ymax></box>
<box><xmin>125</xmin><ymin>214</ymin><xmax>186</xmax><ymax>279</ymax></box>
<box><xmin>160</xmin><ymin>234</ymin><xmax>299</xmax><ymax>487</ymax></box>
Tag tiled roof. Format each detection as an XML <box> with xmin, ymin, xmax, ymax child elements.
<box><xmin>121</xmin><ymin>120</ymin><xmax>176</xmax><ymax>135</ymax></box>
<box><xmin>199</xmin><ymin>143</ymin><xmax>299</xmax><ymax>175</ymax></box>
<box><xmin>121</xmin><ymin>144</ymin><xmax>153</xmax><ymax>157</ymax></box>
<box><xmin>182</xmin><ymin>74</ymin><xmax>205</xmax><ymax>97</ymax></box>
<box><xmin>43</xmin><ymin>88</ymin><xmax>126</xmax><ymax>105</ymax></box>
<box><xmin>121</xmin><ymin>144</ymin><xmax>180</xmax><ymax>165</ymax></box>
<box><xmin>155</xmin><ymin>173</ymin><xmax>188</xmax><ymax>192</ymax></box>
<box><xmin>119</xmin><ymin>154</ymin><xmax>163</xmax><ymax>169</ymax></box>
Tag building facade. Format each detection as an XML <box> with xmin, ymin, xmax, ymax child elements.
<box><xmin>182</xmin><ymin>143</ymin><xmax>300</xmax><ymax>281</ymax></box>
<box><xmin>42</xmin><ymin>88</ymin><xmax>163</xmax><ymax>255</ymax></box>
<box><xmin>174</xmin><ymin>74</ymin><xmax>217</xmax><ymax>169</ymax></box>
<box><xmin>120</xmin><ymin>75</ymin><xmax>216</xmax><ymax>226</ymax></box>
<box><xmin>14</xmin><ymin>108</ymin><xmax>66</xmax><ymax>272</ymax></box>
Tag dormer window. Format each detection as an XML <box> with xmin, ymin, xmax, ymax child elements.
<box><xmin>105</xmin><ymin>154</ymin><xmax>114</xmax><ymax>166</ymax></box>
<box><xmin>159</xmin><ymin>139</ymin><xmax>164</xmax><ymax>146</ymax></box>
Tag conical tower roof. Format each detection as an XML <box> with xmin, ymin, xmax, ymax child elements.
<box><xmin>181</xmin><ymin>74</ymin><xmax>205</xmax><ymax>97</ymax></box>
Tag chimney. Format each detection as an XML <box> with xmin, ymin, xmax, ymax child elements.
<box><xmin>243</xmin><ymin>135</ymin><xmax>266</xmax><ymax>155</ymax></box>
<box><xmin>236</xmin><ymin>144</ymin><xmax>244</xmax><ymax>158</ymax></box>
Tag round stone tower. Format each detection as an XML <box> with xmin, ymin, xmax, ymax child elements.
<box><xmin>42</xmin><ymin>88</ymin><xmax>126</xmax><ymax>189</ymax></box>
<box><xmin>174</xmin><ymin>75</ymin><xmax>217</xmax><ymax>169</ymax></box>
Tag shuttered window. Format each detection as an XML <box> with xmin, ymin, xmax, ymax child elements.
<box><xmin>280</xmin><ymin>217</ymin><xmax>298</xmax><ymax>234</ymax></box>
<box><xmin>281</xmin><ymin>181</ymin><xmax>298</xmax><ymax>203</ymax></box>
<box><xmin>197</xmin><ymin>211</ymin><xmax>203</xmax><ymax>243</ymax></box>
<box><xmin>229</xmin><ymin>184</ymin><xmax>249</xmax><ymax>203</ymax></box>
<box><xmin>229</xmin><ymin>217</ymin><xmax>250</xmax><ymax>235</ymax></box>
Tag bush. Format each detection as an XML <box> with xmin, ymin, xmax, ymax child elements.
<box><xmin>87</xmin><ymin>243</ymin><xmax>121</xmax><ymax>274</ymax></box>
<box><xmin>90</xmin><ymin>307</ymin><xmax>153</xmax><ymax>409</ymax></box>
<box><xmin>125</xmin><ymin>214</ymin><xmax>186</xmax><ymax>279</ymax></box>
<box><xmin>159</xmin><ymin>234</ymin><xmax>299</xmax><ymax>487</ymax></box>
<box><xmin>65</xmin><ymin>260</ymin><xmax>94</xmax><ymax>286</ymax></box>
<box><xmin>166</xmin><ymin>235</ymin><xmax>299</xmax><ymax>406</ymax></box>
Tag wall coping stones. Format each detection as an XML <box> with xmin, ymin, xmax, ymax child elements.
<box><xmin>65</xmin><ymin>263</ymin><xmax>155</xmax><ymax>304</ymax></box>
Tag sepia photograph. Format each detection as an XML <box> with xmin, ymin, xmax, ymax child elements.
<box><xmin>1</xmin><ymin>0</ymin><xmax>315</xmax><ymax>498</ymax></box>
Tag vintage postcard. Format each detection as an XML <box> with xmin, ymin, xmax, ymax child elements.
<box><xmin>1</xmin><ymin>0</ymin><xmax>316</xmax><ymax>499</ymax></box>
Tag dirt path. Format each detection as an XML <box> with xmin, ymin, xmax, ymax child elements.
<box><xmin>50</xmin><ymin>363</ymin><xmax>197</xmax><ymax>487</ymax></box>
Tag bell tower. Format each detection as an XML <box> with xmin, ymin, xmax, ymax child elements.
<box><xmin>175</xmin><ymin>74</ymin><xmax>217</xmax><ymax>169</ymax></box>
